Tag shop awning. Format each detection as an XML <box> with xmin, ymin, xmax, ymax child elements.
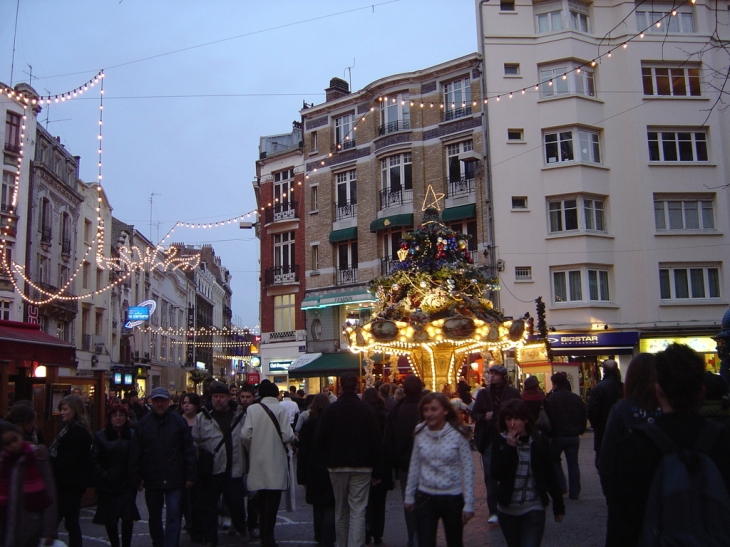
<box><xmin>0</xmin><ymin>320</ymin><xmax>76</xmax><ymax>366</ymax></box>
<box><xmin>370</xmin><ymin>214</ymin><xmax>413</xmax><ymax>233</ymax></box>
<box><xmin>329</xmin><ymin>227</ymin><xmax>358</xmax><ymax>243</ymax></box>
<box><xmin>290</xmin><ymin>352</ymin><xmax>362</xmax><ymax>378</ymax></box>
<box><xmin>301</xmin><ymin>296</ymin><xmax>320</xmax><ymax>310</ymax></box>
<box><xmin>318</xmin><ymin>289</ymin><xmax>377</xmax><ymax>308</ymax></box>
<box><xmin>442</xmin><ymin>204</ymin><xmax>476</xmax><ymax>222</ymax></box>
<box><xmin>289</xmin><ymin>353</ymin><xmax>322</xmax><ymax>372</ymax></box>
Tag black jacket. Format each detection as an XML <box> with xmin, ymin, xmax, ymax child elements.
<box><xmin>296</xmin><ymin>416</ymin><xmax>335</xmax><ymax>507</ymax></box>
<box><xmin>131</xmin><ymin>409</ymin><xmax>196</xmax><ymax>490</ymax></box>
<box><xmin>587</xmin><ymin>374</ymin><xmax>624</xmax><ymax>450</ymax></box>
<box><xmin>472</xmin><ymin>384</ymin><xmax>521</xmax><ymax>452</ymax></box>
<box><xmin>490</xmin><ymin>431</ymin><xmax>566</xmax><ymax>517</ymax></box>
<box><xmin>315</xmin><ymin>392</ymin><xmax>383</xmax><ymax>479</ymax></box>
<box><xmin>547</xmin><ymin>386</ymin><xmax>587</xmax><ymax>437</ymax></box>
<box><xmin>92</xmin><ymin>424</ymin><xmax>138</xmax><ymax>495</ymax></box>
<box><xmin>383</xmin><ymin>394</ymin><xmax>421</xmax><ymax>473</ymax></box>
<box><xmin>51</xmin><ymin>421</ymin><xmax>93</xmax><ymax>492</ymax></box>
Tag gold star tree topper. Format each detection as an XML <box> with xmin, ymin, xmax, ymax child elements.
<box><xmin>422</xmin><ymin>184</ymin><xmax>445</xmax><ymax>211</ymax></box>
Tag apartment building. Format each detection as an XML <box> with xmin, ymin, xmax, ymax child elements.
<box><xmin>477</xmin><ymin>0</ymin><xmax>730</xmax><ymax>391</ymax></box>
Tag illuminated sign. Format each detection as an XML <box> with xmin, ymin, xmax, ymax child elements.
<box><xmin>640</xmin><ymin>337</ymin><xmax>717</xmax><ymax>354</ymax></box>
<box><xmin>128</xmin><ymin>307</ymin><xmax>150</xmax><ymax>321</ymax></box>
<box><xmin>250</xmin><ymin>356</ymin><xmax>261</xmax><ymax>368</ymax></box>
<box><xmin>269</xmin><ymin>360</ymin><xmax>292</xmax><ymax>372</ymax></box>
<box><xmin>114</xmin><ymin>372</ymin><xmax>122</xmax><ymax>384</ymax></box>
<box><xmin>123</xmin><ymin>373</ymin><xmax>133</xmax><ymax>385</ymax></box>
<box><xmin>124</xmin><ymin>300</ymin><xmax>157</xmax><ymax>329</ymax></box>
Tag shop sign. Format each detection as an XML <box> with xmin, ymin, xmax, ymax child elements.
<box><xmin>247</xmin><ymin>372</ymin><xmax>260</xmax><ymax>385</ymax></box>
<box><xmin>186</xmin><ymin>306</ymin><xmax>195</xmax><ymax>365</ymax></box>
<box><xmin>250</xmin><ymin>356</ymin><xmax>261</xmax><ymax>368</ymax></box>
<box><xmin>269</xmin><ymin>360</ymin><xmax>292</xmax><ymax>372</ymax></box>
<box><xmin>640</xmin><ymin>336</ymin><xmax>717</xmax><ymax>354</ymax></box>
<box><xmin>530</xmin><ymin>331</ymin><xmax>639</xmax><ymax>348</ymax></box>
<box><xmin>124</xmin><ymin>300</ymin><xmax>157</xmax><ymax>329</ymax></box>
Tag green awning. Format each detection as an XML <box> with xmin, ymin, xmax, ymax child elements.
<box><xmin>289</xmin><ymin>352</ymin><xmax>362</xmax><ymax>378</ymax></box>
<box><xmin>318</xmin><ymin>289</ymin><xmax>377</xmax><ymax>308</ymax></box>
<box><xmin>369</xmin><ymin>214</ymin><xmax>413</xmax><ymax>233</ymax></box>
<box><xmin>301</xmin><ymin>296</ymin><xmax>320</xmax><ymax>310</ymax></box>
<box><xmin>329</xmin><ymin>227</ymin><xmax>358</xmax><ymax>243</ymax></box>
<box><xmin>442</xmin><ymin>204</ymin><xmax>477</xmax><ymax>222</ymax></box>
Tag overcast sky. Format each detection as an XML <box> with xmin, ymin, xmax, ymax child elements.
<box><xmin>0</xmin><ymin>0</ymin><xmax>479</xmax><ymax>328</ymax></box>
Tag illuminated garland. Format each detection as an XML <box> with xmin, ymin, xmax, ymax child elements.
<box><xmin>136</xmin><ymin>325</ymin><xmax>260</xmax><ymax>335</ymax></box>
<box><xmin>1</xmin><ymin>71</ymin><xmax>105</xmax><ymax>105</ymax></box>
<box><xmin>171</xmin><ymin>340</ymin><xmax>253</xmax><ymax>348</ymax></box>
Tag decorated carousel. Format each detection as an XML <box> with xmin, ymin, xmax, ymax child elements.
<box><xmin>345</xmin><ymin>188</ymin><xmax>529</xmax><ymax>392</ymax></box>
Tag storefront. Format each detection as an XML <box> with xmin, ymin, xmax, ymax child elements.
<box><xmin>289</xmin><ymin>352</ymin><xmax>361</xmax><ymax>394</ymax></box>
<box><xmin>640</xmin><ymin>335</ymin><xmax>720</xmax><ymax>373</ymax></box>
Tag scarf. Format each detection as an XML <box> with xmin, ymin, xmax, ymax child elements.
<box><xmin>509</xmin><ymin>435</ymin><xmax>537</xmax><ymax>505</ymax></box>
<box><xmin>0</xmin><ymin>442</ymin><xmax>52</xmax><ymax>520</ymax></box>
<box><xmin>49</xmin><ymin>421</ymin><xmax>73</xmax><ymax>458</ymax></box>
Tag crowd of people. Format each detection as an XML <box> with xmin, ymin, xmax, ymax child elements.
<box><xmin>1</xmin><ymin>340</ymin><xmax>730</xmax><ymax>547</ymax></box>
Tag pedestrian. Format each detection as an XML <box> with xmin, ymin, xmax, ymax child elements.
<box><xmin>127</xmin><ymin>391</ymin><xmax>148</xmax><ymax>421</ymax></box>
<box><xmin>587</xmin><ymin>358</ymin><xmax>623</xmax><ymax>466</ymax></box>
<box><xmin>323</xmin><ymin>386</ymin><xmax>337</xmax><ymax>403</ymax></box>
<box><xmin>316</xmin><ymin>372</ymin><xmax>383</xmax><ymax>547</ymax></box>
<box><xmin>379</xmin><ymin>383</ymin><xmax>395</xmax><ymax>412</ymax></box>
<box><xmin>5</xmin><ymin>401</ymin><xmax>44</xmax><ymax>445</ymax></box>
<box><xmin>296</xmin><ymin>393</ymin><xmax>336</xmax><ymax>547</ymax></box>
<box><xmin>131</xmin><ymin>387</ymin><xmax>196</xmax><ymax>547</ymax></box>
<box><xmin>294</xmin><ymin>395</ymin><xmax>316</xmax><ymax>434</ymax></box>
<box><xmin>546</xmin><ymin>372</ymin><xmax>586</xmax><ymax>500</ymax></box>
<box><xmin>471</xmin><ymin>364</ymin><xmax>521</xmax><ymax>524</ymax></box>
<box><xmin>0</xmin><ymin>422</ymin><xmax>56</xmax><ymax>547</ymax></box>
<box><xmin>91</xmin><ymin>404</ymin><xmax>140</xmax><ymax>547</ymax></box>
<box><xmin>701</xmin><ymin>371</ymin><xmax>730</xmax><ymax>426</ymax></box>
<box><xmin>279</xmin><ymin>391</ymin><xmax>299</xmax><ymax>428</ymax></box>
<box><xmin>404</xmin><ymin>392</ymin><xmax>474</xmax><ymax>547</ymax></box>
<box><xmin>49</xmin><ymin>394</ymin><xmax>93</xmax><ymax>547</ymax></box>
<box><xmin>362</xmin><ymin>387</ymin><xmax>393</xmax><ymax>545</ymax></box>
<box><xmin>597</xmin><ymin>353</ymin><xmax>660</xmax><ymax>547</ymax></box>
<box><xmin>608</xmin><ymin>344</ymin><xmax>730</xmax><ymax>546</ymax></box>
<box><xmin>193</xmin><ymin>382</ymin><xmax>247</xmax><ymax>547</ymax></box>
<box><xmin>491</xmin><ymin>399</ymin><xmax>565</xmax><ymax>547</ymax></box>
<box><xmin>521</xmin><ymin>376</ymin><xmax>552</xmax><ymax>434</ymax></box>
<box><xmin>180</xmin><ymin>393</ymin><xmax>203</xmax><ymax>543</ymax></box>
<box><xmin>241</xmin><ymin>380</ymin><xmax>294</xmax><ymax>547</ymax></box>
<box><xmin>229</xmin><ymin>385</ymin><xmax>239</xmax><ymax>401</ymax></box>
<box><xmin>383</xmin><ymin>375</ymin><xmax>423</xmax><ymax>547</ymax></box>
<box><xmin>120</xmin><ymin>398</ymin><xmax>137</xmax><ymax>426</ymax></box>
<box><xmin>238</xmin><ymin>384</ymin><xmax>260</xmax><ymax>539</ymax></box>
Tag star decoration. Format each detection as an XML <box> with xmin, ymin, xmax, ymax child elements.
<box><xmin>422</xmin><ymin>185</ymin><xmax>445</xmax><ymax>211</ymax></box>
<box><xmin>397</xmin><ymin>248</ymin><xmax>409</xmax><ymax>261</ymax></box>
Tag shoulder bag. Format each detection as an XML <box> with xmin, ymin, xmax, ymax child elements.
<box><xmin>197</xmin><ymin>408</ymin><xmax>244</xmax><ymax>481</ymax></box>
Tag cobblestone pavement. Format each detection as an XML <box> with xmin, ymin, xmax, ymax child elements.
<box><xmin>66</xmin><ymin>432</ymin><xmax>606</xmax><ymax>547</ymax></box>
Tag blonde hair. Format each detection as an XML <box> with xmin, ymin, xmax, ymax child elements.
<box><xmin>58</xmin><ymin>395</ymin><xmax>91</xmax><ymax>431</ymax></box>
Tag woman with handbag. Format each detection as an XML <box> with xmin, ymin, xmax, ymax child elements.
<box><xmin>521</xmin><ymin>376</ymin><xmax>552</xmax><ymax>435</ymax></box>
<box><xmin>91</xmin><ymin>404</ymin><xmax>140</xmax><ymax>547</ymax></box>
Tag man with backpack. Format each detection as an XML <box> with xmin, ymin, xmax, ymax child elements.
<box><xmin>609</xmin><ymin>343</ymin><xmax>730</xmax><ymax>547</ymax></box>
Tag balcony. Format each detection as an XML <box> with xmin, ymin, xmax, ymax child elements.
<box><xmin>35</xmin><ymin>281</ymin><xmax>78</xmax><ymax>316</ymax></box>
<box><xmin>3</xmin><ymin>142</ymin><xmax>21</xmax><ymax>155</ymax></box>
<box><xmin>448</xmin><ymin>176</ymin><xmax>475</xmax><ymax>197</ymax></box>
<box><xmin>381</xmin><ymin>256</ymin><xmax>402</xmax><ymax>276</ymax></box>
<box><xmin>264</xmin><ymin>264</ymin><xmax>299</xmax><ymax>286</ymax></box>
<box><xmin>334</xmin><ymin>200</ymin><xmax>357</xmax><ymax>221</ymax></box>
<box><xmin>261</xmin><ymin>330</ymin><xmax>307</xmax><ymax>344</ymax></box>
<box><xmin>264</xmin><ymin>201</ymin><xmax>298</xmax><ymax>224</ymax></box>
<box><xmin>378</xmin><ymin>119</ymin><xmax>411</xmax><ymax>136</ymax></box>
<box><xmin>444</xmin><ymin>105</ymin><xmax>472</xmax><ymax>122</ymax></box>
<box><xmin>379</xmin><ymin>188</ymin><xmax>413</xmax><ymax>210</ymax></box>
<box><xmin>338</xmin><ymin>139</ymin><xmax>356</xmax><ymax>150</ymax></box>
<box><xmin>336</xmin><ymin>268</ymin><xmax>358</xmax><ymax>285</ymax></box>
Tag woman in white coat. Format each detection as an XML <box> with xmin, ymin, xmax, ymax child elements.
<box><xmin>242</xmin><ymin>381</ymin><xmax>294</xmax><ymax>547</ymax></box>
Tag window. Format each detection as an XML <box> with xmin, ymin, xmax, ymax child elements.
<box><xmin>642</xmin><ymin>65</ymin><xmax>701</xmax><ymax>97</ymax></box>
<box><xmin>380</xmin><ymin>153</ymin><xmax>413</xmax><ymax>208</ymax></box>
<box><xmin>544</xmin><ymin>128</ymin><xmax>600</xmax><ymax>164</ymax></box>
<box><xmin>310</xmin><ymin>131</ymin><xmax>318</xmax><ymax>152</ymax></box>
<box><xmin>444</xmin><ymin>78</ymin><xmax>472</xmax><ymax>121</ymax></box>
<box><xmin>536</xmin><ymin>3</ymin><xmax>590</xmax><ymax>33</ymax></box>
<box><xmin>536</xmin><ymin>10</ymin><xmax>563</xmax><ymax>32</ymax></box>
<box><xmin>553</xmin><ymin>267</ymin><xmax>611</xmax><ymax>303</ymax></box>
<box><xmin>570</xmin><ymin>9</ymin><xmax>589</xmax><ymax>32</ymax></box>
<box><xmin>59</xmin><ymin>265</ymin><xmax>69</xmax><ymax>288</ymax></box>
<box><xmin>382</xmin><ymin>229</ymin><xmax>406</xmax><ymax>261</ymax></box>
<box><xmin>504</xmin><ymin>63</ymin><xmax>520</xmax><ymax>75</ymax></box>
<box><xmin>500</xmin><ymin>0</ymin><xmax>515</xmax><ymax>11</ymax></box>
<box><xmin>310</xmin><ymin>185</ymin><xmax>318</xmax><ymax>211</ymax></box>
<box><xmin>82</xmin><ymin>262</ymin><xmax>90</xmax><ymax>289</ymax></box>
<box><xmin>160</xmin><ymin>336</ymin><xmax>167</xmax><ymax>360</ymax></box>
<box><xmin>96</xmin><ymin>268</ymin><xmax>103</xmax><ymax>290</ymax></box>
<box><xmin>449</xmin><ymin>220</ymin><xmax>478</xmax><ymax>251</ymax></box>
<box><xmin>637</xmin><ymin>9</ymin><xmax>695</xmax><ymax>33</ymax></box>
<box><xmin>274</xmin><ymin>294</ymin><xmax>296</xmax><ymax>333</ymax></box>
<box><xmin>40</xmin><ymin>198</ymin><xmax>52</xmax><ymax>243</ymax></box>
<box><xmin>335</xmin><ymin>113</ymin><xmax>356</xmax><ymax>149</ymax></box>
<box><xmin>379</xmin><ymin>93</ymin><xmax>410</xmax><ymax>135</ymax></box>
<box><xmin>61</xmin><ymin>213</ymin><xmax>71</xmax><ymax>254</ymax></box>
<box><xmin>337</xmin><ymin>241</ymin><xmax>358</xmax><ymax>284</ymax></box>
<box><xmin>512</xmin><ymin>196</ymin><xmax>528</xmax><ymax>209</ymax></box>
<box><xmin>84</xmin><ymin>219</ymin><xmax>92</xmax><ymax>244</ymax></box>
<box><xmin>311</xmin><ymin>244</ymin><xmax>319</xmax><ymax>271</ymax></box>
<box><xmin>4</xmin><ymin>112</ymin><xmax>21</xmax><ymax>150</ymax></box>
<box><xmin>446</xmin><ymin>141</ymin><xmax>475</xmax><ymax>194</ymax></box>
<box><xmin>654</xmin><ymin>197</ymin><xmax>714</xmax><ymax>231</ymax></box>
<box><xmin>515</xmin><ymin>267</ymin><xmax>532</xmax><ymax>281</ymax></box>
<box><xmin>539</xmin><ymin>64</ymin><xmax>595</xmax><ymax>98</ymax></box>
<box><xmin>38</xmin><ymin>255</ymin><xmax>49</xmax><ymax>284</ymax></box>
<box><xmin>659</xmin><ymin>266</ymin><xmax>720</xmax><ymax>300</ymax></box>
<box><xmin>1</xmin><ymin>171</ymin><xmax>12</xmax><ymax>212</ymax></box>
<box><xmin>0</xmin><ymin>300</ymin><xmax>10</xmax><ymax>320</ymax></box>
<box><xmin>508</xmin><ymin>129</ymin><xmax>524</xmax><ymax>141</ymax></box>
<box><xmin>274</xmin><ymin>168</ymin><xmax>295</xmax><ymax>209</ymax></box>
<box><xmin>648</xmin><ymin>130</ymin><xmax>708</xmax><ymax>162</ymax></box>
<box><xmin>95</xmin><ymin>311</ymin><xmax>104</xmax><ymax>335</ymax></box>
<box><xmin>151</xmin><ymin>333</ymin><xmax>157</xmax><ymax>359</ymax></box>
<box><xmin>335</xmin><ymin>170</ymin><xmax>357</xmax><ymax>220</ymax></box>
<box><xmin>274</xmin><ymin>231</ymin><xmax>295</xmax><ymax>275</ymax></box>
<box><xmin>548</xmin><ymin>195</ymin><xmax>605</xmax><ymax>234</ymax></box>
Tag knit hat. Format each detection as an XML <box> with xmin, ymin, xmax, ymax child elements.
<box><xmin>210</xmin><ymin>381</ymin><xmax>230</xmax><ymax>396</ymax></box>
<box><xmin>523</xmin><ymin>376</ymin><xmax>540</xmax><ymax>390</ymax></box>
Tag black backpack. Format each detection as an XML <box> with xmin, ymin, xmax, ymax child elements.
<box><xmin>636</xmin><ymin>422</ymin><xmax>730</xmax><ymax>547</ymax></box>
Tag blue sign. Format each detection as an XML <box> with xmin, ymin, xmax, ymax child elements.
<box><xmin>269</xmin><ymin>360</ymin><xmax>292</xmax><ymax>372</ymax></box>
<box><xmin>128</xmin><ymin>307</ymin><xmax>150</xmax><ymax>321</ymax></box>
<box><xmin>529</xmin><ymin>331</ymin><xmax>639</xmax><ymax>348</ymax></box>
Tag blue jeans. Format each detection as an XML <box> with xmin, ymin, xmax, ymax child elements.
<box><xmin>498</xmin><ymin>510</ymin><xmax>546</xmax><ymax>547</ymax></box>
<box><xmin>414</xmin><ymin>492</ymin><xmax>464</xmax><ymax>547</ymax></box>
<box><xmin>145</xmin><ymin>488</ymin><xmax>183</xmax><ymax>547</ymax></box>
<box><xmin>480</xmin><ymin>443</ymin><xmax>499</xmax><ymax>514</ymax></box>
<box><xmin>550</xmin><ymin>436</ymin><xmax>581</xmax><ymax>498</ymax></box>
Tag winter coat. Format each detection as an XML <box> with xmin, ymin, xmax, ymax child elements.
<box><xmin>0</xmin><ymin>444</ymin><xmax>57</xmax><ymax>547</ymax></box>
<box><xmin>547</xmin><ymin>386</ymin><xmax>587</xmax><ymax>437</ymax></box>
<box><xmin>383</xmin><ymin>394</ymin><xmax>421</xmax><ymax>473</ymax></box>
<box><xmin>491</xmin><ymin>431</ymin><xmax>565</xmax><ymax>517</ymax></box>
<box><xmin>587</xmin><ymin>374</ymin><xmax>623</xmax><ymax>451</ymax></box>
<box><xmin>521</xmin><ymin>387</ymin><xmax>553</xmax><ymax>432</ymax></box>
<box><xmin>241</xmin><ymin>398</ymin><xmax>294</xmax><ymax>491</ymax></box>
<box><xmin>315</xmin><ymin>392</ymin><xmax>383</xmax><ymax>479</ymax></box>
<box><xmin>51</xmin><ymin>421</ymin><xmax>93</xmax><ymax>493</ymax></box>
<box><xmin>131</xmin><ymin>409</ymin><xmax>196</xmax><ymax>490</ymax></box>
<box><xmin>472</xmin><ymin>384</ymin><xmax>521</xmax><ymax>452</ymax></box>
<box><xmin>192</xmin><ymin>403</ymin><xmax>246</xmax><ymax>478</ymax></box>
<box><xmin>92</xmin><ymin>424</ymin><xmax>138</xmax><ymax>494</ymax></box>
<box><xmin>296</xmin><ymin>416</ymin><xmax>335</xmax><ymax>507</ymax></box>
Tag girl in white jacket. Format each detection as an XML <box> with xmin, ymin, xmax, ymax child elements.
<box><xmin>404</xmin><ymin>392</ymin><xmax>474</xmax><ymax>547</ymax></box>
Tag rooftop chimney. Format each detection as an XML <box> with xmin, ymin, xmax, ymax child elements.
<box><xmin>326</xmin><ymin>77</ymin><xmax>350</xmax><ymax>102</ymax></box>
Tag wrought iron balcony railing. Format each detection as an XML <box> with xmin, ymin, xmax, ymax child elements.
<box><xmin>338</xmin><ymin>139</ymin><xmax>356</xmax><ymax>150</ymax></box>
<box><xmin>336</xmin><ymin>268</ymin><xmax>358</xmax><ymax>285</ymax></box>
<box><xmin>379</xmin><ymin>188</ymin><xmax>413</xmax><ymax>210</ymax></box>
<box><xmin>444</xmin><ymin>105</ymin><xmax>472</xmax><ymax>121</ymax></box>
<box><xmin>334</xmin><ymin>200</ymin><xmax>357</xmax><ymax>221</ymax></box>
<box><xmin>381</xmin><ymin>256</ymin><xmax>402</xmax><ymax>275</ymax></box>
<box><xmin>378</xmin><ymin>119</ymin><xmax>411</xmax><ymax>136</ymax></box>
<box><xmin>264</xmin><ymin>201</ymin><xmax>298</xmax><ymax>224</ymax></box>
<box><xmin>264</xmin><ymin>264</ymin><xmax>299</xmax><ymax>286</ymax></box>
<box><xmin>448</xmin><ymin>176</ymin><xmax>475</xmax><ymax>197</ymax></box>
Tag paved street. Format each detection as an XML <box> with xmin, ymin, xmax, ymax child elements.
<box><xmin>67</xmin><ymin>431</ymin><xmax>606</xmax><ymax>547</ymax></box>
